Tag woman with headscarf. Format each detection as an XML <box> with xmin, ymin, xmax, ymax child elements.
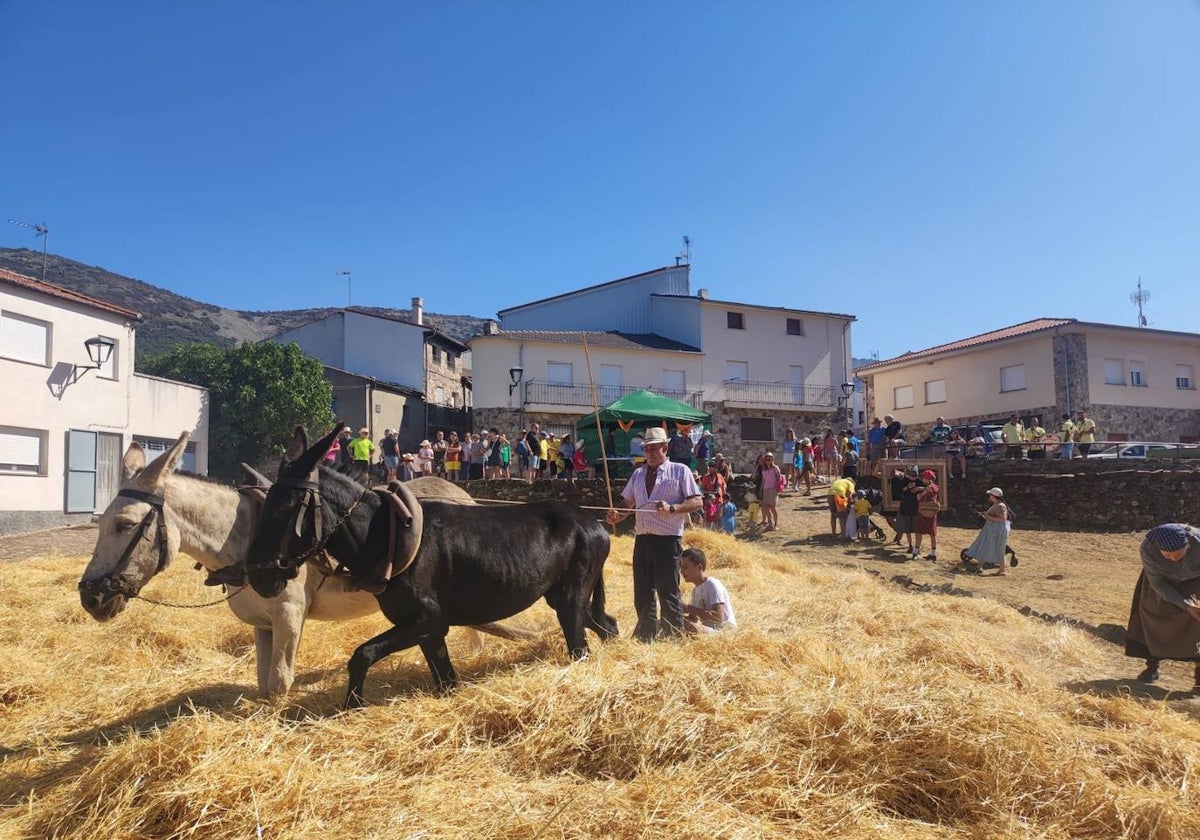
<box><xmin>960</xmin><ymin>487</ymin><xmax>1014</xmax><ymax>575</ymax></box>
<box><xmin>1124</xmin><ymin>523</ymin><xmax>1200</xmax><ymax>692</ymax></box>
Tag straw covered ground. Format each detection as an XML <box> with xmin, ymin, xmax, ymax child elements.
<box><xmin>2</xmin><ymin>520</ymin><xmax>1199</xmax><ymax>839</ymax></box>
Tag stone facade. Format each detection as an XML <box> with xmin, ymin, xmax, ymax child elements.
<box><xmin>702</xmin><ymin>402</ymin><xmax>841</xmax><ymax>473</ymax></box>
<box><xmin>1085</xmin><ymin>405</ymin><xmax>1200</xmax><ymax>443</ymax></box>
<box><xmin>1051</xmin><ymin>331</ymin><xmax>1089</xmax><ymax>414</ymax></box>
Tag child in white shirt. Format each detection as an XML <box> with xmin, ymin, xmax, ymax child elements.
<box><xmin>680</xmin><ymin>548</ymin><xmax>737</xmax><ymax>634</ymax></box>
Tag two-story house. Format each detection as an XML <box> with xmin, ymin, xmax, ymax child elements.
<box><xmin>269</xmin><ymin>298</ymin><xmax>470</xmax><ymax>450</ymax></box>
<box><xmin>0</xmin><ymin>268</ymin><xmax>209</xmax><ymax>534</ymax></box>
<box><xmin>854</xmin><ymin>317</ymin><xmax>1200</xmax><ymax>443</ymax></box>
<box><xmin>471</xmin><ymin>265</ymin><xmax>856</xmax><ymax>467</ymax></box>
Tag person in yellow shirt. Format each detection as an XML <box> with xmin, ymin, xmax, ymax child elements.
<box><xmin>539</xmin><ymin>432</ymin><xmax>550</xmax><ymax>478</ymax></box>
<box><xmin>853</xmin><ymin>491</ymin><xmax>873</xmax><ymax>542</ymax></box>
<box><xmin>1073</xmin><ymin>410</ymin><xmax>1097</xmax><ymax>458</ymax></box>
<box><xmin>827</xmin><ymin>476</ymin><xmax>856</xmax><ymax>537</ymax></box>
<box><xmin>1058</xmin><ymin>413</ymin><xmax>1076</xmax><ymax>460</ymax></box>
<box><xmin>1001</xmin><ymin>414</ymin><xmax>1025</xmax><ymax>460</ymax></box>
<box><xmin>1024</xmin><ymin>416</ymin><xmax>1046</xmax><ymax>459</ymax></box>
<box><xmin>547</xmin><ymin>433</ymin><xmax>562</xmax><ymax>479</ymax></box>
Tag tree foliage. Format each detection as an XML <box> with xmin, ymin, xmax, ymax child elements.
<box><xmin>142</xmin><ymin>342</ymin><xmax>335</xmax><ymax>480</ymax></box>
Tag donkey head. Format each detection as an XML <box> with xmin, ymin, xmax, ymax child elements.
<box><xmin>78</xmin><ymin>432</ymin><xmax>190</xmax><ymax>620</ymax></box>
<box><xmin>246</xmin><ymin>423</ymin><xmax>345</xmax><ymax>598</ymax></box>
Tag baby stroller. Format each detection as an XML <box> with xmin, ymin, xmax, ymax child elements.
<box><xmin>858</xmin><ymin>488</ymin><xmax>888</xmax><ymax>541</ymax></box>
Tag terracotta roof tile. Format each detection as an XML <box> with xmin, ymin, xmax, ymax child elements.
<box><xmin>0</xmin><ymin>267</ymin><xmax>141</xmax><ymax>320</ymax></box>
<box><xmin>475</xmin><ymin>330</ymin><xmax>700</xmax><ymax>353</ymax></box>
<box><xmin>854</xmin><ymin>318</ymin><xmax>1075</xmax><ymax>373</ymax></box>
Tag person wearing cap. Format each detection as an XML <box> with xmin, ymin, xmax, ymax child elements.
<box><xmin>695</xmin><ymin>428</ymin><xmax>713</xmax><ymax>465</ymax></box>
<box><xmin>889</xmin><ymin>464</ymin><xmax>922</xmax><ymax>553</ymax></box>
<box><xmin>699</xmin><ymin>459</ymin><xmax>726</xmax><ymax>504</ymax></box>
<box><xmin>1124</xmin><ymin>524</ymin><xmax>1200</xmax><ymax>691</ymax></box>
<box><xmin>417</xmin><ymin>438</ymin><xmax>435</xmax><ymax>476</ymax></box>
<box><xmin>523</xmin><ymin>423</ymin><xmax>542</xmax><ymax>481</ymax></box>
<box><xmin>961</xmin><ymin>488</ymin><xmax>1012</xmax><ymax>574</ymax></box>
<box><xmin>399</xmin><ymin>452</ymin><xmax>416</xmax><ymax>482</ymax></box>
<box><xmin>379</xmin><ymin>429</ymin><xmax>401</xmax><ymax>482</ymax></box>
<box><xmin>348</xmin><ymin>426</ymin><xmax>375</xmax><ymax>480</ymax></box>
<box><xmin>711</xmin><ymin>452</ymin><xmax>733</xmax><ymax>482</ymax></box>
<box><xmin>606</xmin><ymin>426</ymin><xmax>702</xmax><ymax>641</ymax></box>
<box><xmin>913</xmin><ymin>469</ymin><xmax>940</xmax><ymax>561</ymax></box>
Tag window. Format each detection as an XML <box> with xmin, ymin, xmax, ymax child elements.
<box><xmin>0</xmin><ymin>427</ymin><xmax>46</xmax><ymax>475</ymax></box>
<box><xmin>546</xmin><ymin>362</ymin><xmax>572</xmax><ymax>385</ymax></box>
<box><xmin>740</xmin><ymin>417</ymin><xmax>773</xmax><ymax>441</ymax></box>
<box><xmin>786</xmin><ymin>318</ymin><xmax>804</xmax><ymax>336</ymax></box>
<box><xmin>1129</xmin><ymin>362</ymin><xmax>1145</xmax><ymax>387</ymax></box>
<box><xmin>662</xmin><ymin>370</ymin><xmax>685</xmax><ymax>395</ymax></box>
<box><xmin>436</xmin><ymin>386</ymin><xmax>445</xmax><ymax>404</ymax></box>
<box><xmin>726</xmin><ymin>311</ymin><xmax>745</xmax><ymax>330</ymax></box>
<box><xmin>431</xmin><ymin>346</ymin><xmax>442</xmax><ymax>365</ymax></box>
<box><xmin>924</xmin><ymin>379</ymin><xmax>946</xmax><ymax>404</ymax></box>
<box><xmin>0</xmin><ymin>311</ymin><xmax>50</xmax><ymax>366</ymax></box>
<box><xmin>98</xmin><ymin>337</ymin><xmax>117</xmax><ymax>380</ymax></box>
<box><xmin>1000</xmin><ymin>364</ymin><xmax>1026</xmax><ymax>392</ymax></box>
<box><xmin>132</xmin><ymin>436</ymin><xmax>197</xmax><ymax>473</ymax></box>
<box><xmin>725</xmin><ymin>361</ymin><xmax>748</xmax><ymax>383</ymax></box>
<box><xmin>447</xmin><ymin>353</ymin><xmax>456</xmax><ymax>371</ymax></box>
<box><xmin>893</xmin><ymin>385</ymin><xmax>914</xmax><ymax>409</ymax></box>
<box><xmin>1176</xmin><ymin>364</ymin><xmax>1194</xmax><ymax>390</ymax></box>
<box><xmin>1103</xmin><ymin>359</ymin><xmax>1124</xmax><ymax>385</ymax></box>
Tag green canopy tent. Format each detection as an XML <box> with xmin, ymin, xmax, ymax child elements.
<box><xmin>574</xmin><ymin>389</ymin><xmax>712</xmax><ymax>474</ymax></box>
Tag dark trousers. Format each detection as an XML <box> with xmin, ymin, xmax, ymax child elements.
<box><xmin>1005</xmin><ymin>445</ymin><xmax>1023</xmax><ymax>459</ymax></box>
<box><xmin>631</xmin><ymin>534</ymin><xmax>684</xmax><ymax>641</ymax></box>
<box><xmin>1028</xmin><ymin>449</ymin><xmax>1046</xmax><ymax>459</ymax></box>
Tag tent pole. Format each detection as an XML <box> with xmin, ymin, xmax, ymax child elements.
<box><xmin>581</xmin><ymin>333</ymin><xmax>617</xmax><ymax>525</ymax></box>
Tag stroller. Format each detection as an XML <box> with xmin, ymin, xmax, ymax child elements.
<box><xmin>857</xmin><ymin>488</ymin><xmax>888</xmax><ymax>541</ymax></box>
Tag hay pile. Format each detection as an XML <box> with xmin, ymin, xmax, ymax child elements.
<box><xmin>2</xmin><ymin>531</ymin><xmax>1198</xmax><ymax>839</ymax></box>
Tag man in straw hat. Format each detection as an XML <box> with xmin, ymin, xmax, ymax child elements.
<box><xmin>1124</xmin><ymin>523</ymin><xmax>1200</xmax><ymax>692</ymax></box>
<box><xmin>607</xmin><ymin>426</ymin><xmax>702</xmax><ymax>641</ymax></box>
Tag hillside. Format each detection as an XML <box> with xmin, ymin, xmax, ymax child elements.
<box><xmin>0</xmin><ymin>247</ymin><xmax>490</xmax><ymax>361</ymax></box>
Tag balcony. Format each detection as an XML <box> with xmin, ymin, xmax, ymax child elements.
<box><xmin>722</xmin><ymin>379</ymin><xmax>837</xmax><ymax>409</ymax></box>
<box><xmin>524</xmin><ymin>381</ymin><xmax>705</xmax><ymax>409</ymax></box>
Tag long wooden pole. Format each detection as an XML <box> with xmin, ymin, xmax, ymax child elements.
<box><xmin>580</xmin><ymin>333</ymin><xmax>617</xmax><ymax>523</ymax></box>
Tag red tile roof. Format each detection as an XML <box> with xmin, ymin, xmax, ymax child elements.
<box><xmin>0</xmin><ymin>267</ymin><xmax>141</xmax><ymax>320</ymax></box>
<box><xmin>854</xmin><ymin>318</ymin><xmax>1075</xmax><ymax>373</ymax></box>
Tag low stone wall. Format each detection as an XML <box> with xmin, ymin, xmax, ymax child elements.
<box><xmin>458</xmin><ymin>459</ymin><xmax>1200</xmax><ymax>534</ymax></box>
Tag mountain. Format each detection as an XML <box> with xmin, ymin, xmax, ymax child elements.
<box><xmin>0</xmin><ymin>248</ymin><xmax>490</xmax><ymax>361</ymax></box>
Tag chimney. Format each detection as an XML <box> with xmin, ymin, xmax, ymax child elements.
<box><xmin>411</xmin><ymin>296</ymin><xmax>424</xmax><ymax>325</ymax></box>
<box><xmin>697</xmin><ymin>288</ymin><xmax>709</xmax><ymax>300</ymax></box>
<box><xmin>485</xmin><ymin>319</ymin><xmax>499</xmax><ymax>335</ymax></box>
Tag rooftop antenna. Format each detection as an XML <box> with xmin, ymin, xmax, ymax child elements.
<box><xmin>675</xmin><ymin>235</ymin><xmax>691</xmax><ymax>267</ymax></box>
<box><xmin>8</xmin><ymin>219</ymin><xmax>49</xmax><ymax>282</ymax></box>
<box><xmin>1130</xmin><ymin>277</ymin><xmax>1150</xmax><ymax>327</ymax></box>
<box><xmin>336</xmin><ymin>269</ymin><xmax>351</xmax><ymax>307</ymax></box>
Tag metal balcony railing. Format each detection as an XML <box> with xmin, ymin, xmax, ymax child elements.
<box><xmin>523</xmin><ymin>381</ymin><xmax>705</xmax><ymax>409</ymax></box>
<box><xmin>722</xmin><ymin>379</ymin><xmax>837</xmax><ymax>408</ymax></box>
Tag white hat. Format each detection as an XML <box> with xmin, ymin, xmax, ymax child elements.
<box><xmin>420</xmin><ymin>439</ymin><xmax>430</xmax><ymax>446</ymax></box>
<box><xmin>986</xmin><ymin>487</ymin><xmax>1004</xmax><ymax>497</ymax></box>
<box><xmin>643</xmin><ymin>427</ymin><xmax>669</xmax><ymax>445</ymax></box>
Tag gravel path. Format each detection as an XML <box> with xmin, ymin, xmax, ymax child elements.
<box><xmin>0</xmin><ymin>523</ymin><xmax>98</xmax><ymax>562</ymax></box>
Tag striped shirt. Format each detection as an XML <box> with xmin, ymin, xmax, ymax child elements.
<box><xmin>621</xmin><ymin>460</ymin><xmax>701</xmax><ymax>537</ymax></box>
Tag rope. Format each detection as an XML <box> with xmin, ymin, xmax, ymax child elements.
<box><xmin>581</xmin><ymin>332</ymin><xmax>618</xmax><ymax>532</ymax></box>
<box><xmin>133</xmin><ymin>585</ymin><xmax>248</xmax><ymax>609</ymax></box>
<box><xmin>466</xmin><ymin>497</ymin><xmax>661</xmax><ymax>515</ymax></box>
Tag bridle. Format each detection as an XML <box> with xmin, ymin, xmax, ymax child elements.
<box><xmin>262</xmin><ymin>473</ymin><xmax>368</xmax><ymax>571</ymax></box>
<box><xmin>78</xmin><ymin>488</ymin><xmax>171</xmax><ymax>601</ymax></box>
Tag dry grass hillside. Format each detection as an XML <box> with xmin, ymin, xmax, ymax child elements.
<box><xmin>2</xmin><ymin>503</ymin><xmax>1198</xmax><ymax>839</ymax></box>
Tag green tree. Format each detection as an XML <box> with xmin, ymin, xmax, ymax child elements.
<box><xmin>142</xmin><ymin>341</ymin><xmax>335</xmax><ymax>480</ymax></box>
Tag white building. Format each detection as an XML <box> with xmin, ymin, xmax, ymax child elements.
<box><xmin>472</xmin><ymin>265</ymin><xmax>856</xmax><ymax>465</ymax></box>
<box><xmin>0</xmin><ymin>268</ymin><xmax>209</xmax><ymax>534</ymax></box>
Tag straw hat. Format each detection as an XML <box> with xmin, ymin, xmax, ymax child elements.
<box><xmin>402</xmin><ymin>453</ymin><xmax>414</xmax><ymax>461</ymax></box>
<box><xmin>643</xmin><ymin>427</ymin><xmax>669</xmax><ymax>445</ymax></box>
<box><xmin>986</xmin><ymin>487</ymin><xmax>1004</xmax><ymax>497</ymax></box>
<box><xmin>420</xmin><ymin>440</ymin><xmax>430</xmax><ymax>447</ymax></box>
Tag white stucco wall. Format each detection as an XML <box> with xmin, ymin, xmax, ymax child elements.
<box><xmin>342</xmin><ymin>312</ymin><xmax>426</xmax><ymax>392</ymax></box>
<box><xmin>1084</xmin><ymin>327</ymin><xmax>1200</xmax><ymax>409</ymax></box>
<box><xmin>273</xmin><ymin>316</ymin><xmax>347</xmax><ymax>369</ymax></box>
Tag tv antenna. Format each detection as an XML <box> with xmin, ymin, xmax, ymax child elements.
<box><xmin>7</xmin><ymin>219</ymin><xmax>50</xmax><ymax>282</ymax></box>
<box><xmin>336</xmin><ymin>269</ymin><xmax>351</xmax><ymax>307</ymax></box>
<box><xmin>675</xmin><ymin>235</ymin><xmax>691</xmax><ymax>267</ymax></box>
<box><xmin>1130</xmin><ymin>277</ymin><xmax>1150</xmax><ymax>327</ymax></box>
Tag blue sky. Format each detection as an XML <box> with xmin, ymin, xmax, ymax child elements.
<box><xmin>3</xmin><ymin>2</ymin><xmax>1197</xmax><ymax>359</ymax></box>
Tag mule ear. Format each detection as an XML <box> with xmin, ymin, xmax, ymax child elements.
<box><xmin>240</xmin><ymin>463</ymin><xmax>272</xmax><ymax>488</ymax></box>
<box><xmin>138</xmin><ymin>431</ymin><xmax>192</xmax><ymax>490</ymax></box>
<box><xmin>121</xmin><ymin>442</ymin><xmax>147</xmax><ymax>484</ymax></box>
<box><xmin>280</xmin><ymin>424</ymin><xmax>342</xmax><ymax>478</ymax></box>
<box><xmin>282</xmin><ymin>426</ymin><xmax>309</xmax><ymax>468</ymax></box>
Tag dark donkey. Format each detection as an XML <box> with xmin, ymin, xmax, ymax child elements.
<box><xmin>246</xmin><ymin>424</ymin><xmax>619</xmax><ymax>707</ymax></box>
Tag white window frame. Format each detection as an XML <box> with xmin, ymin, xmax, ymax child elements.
<box><xmin>0</xmin><ymin>311</ymin><xmax>51</xmax><ymax>367</ymax></box>
<box><xmin>924</xmin><ymin>379</ymin><xmax>946</xmax><ymax>405</ymax></box>
<box><xmin>726</xmin><ymin>311</ymin><xmax>745</xmax><ymax>330</ymax></box>
<box><xmin>999</xmin><ymin>364</ymin><xmax>1026</xmax><ymax>393</ymax></box>
<box><xmin>1129</xmin><ymin>361</ymin><xmax>1145</xmax><ymax>387</ymax></box>
<box><xmin>0</xmin><ymin>426</ymin><xmax>47</xmax><ymax>475</ymax></box>
<box><xmin>725</xmin><ymin>360</ymin><xmax>748</xmax><ymax>383</ymax></box>
<box><xmin>1103</xmin><ymin>358</ymin><xmax>1124</xmax><ymax>386</ymax></box>
<box><xmin>546</xmin><ymin>362</ymin><xmax>573</xmax><ymax>385</ymax></box>
<box><xmin>894</xmin><ymin>385</ymin><xmax>914</xmax><ymax>409</ymax></box>
<box><xmin>1176</xmin><ymin>364</ymin><xmax>1194</xmax><ymax>390</ymax></box>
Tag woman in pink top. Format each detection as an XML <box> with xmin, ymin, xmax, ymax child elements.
<box><xmin>758</xmin><ymin>452</ymin><xmax>784</xmax><ymax>531</ymax></box>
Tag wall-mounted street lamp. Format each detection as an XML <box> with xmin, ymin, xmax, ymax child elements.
<box><xmin>508</xmin><ymin>366</ymin><xmax>524</xmax><ymax>397</ymax></box>
<box><xmin>840</xmin><ymin>381</ymin><xmax>855</xmax><ymax>399</ymax></box>
<box><xmin>837</xmin><ymin>381</ymin><xmax>855</xmax><ymax>424</ymax></box>
<box><xmin>46</xmin><ymin>336</ymin><xmax>116</xmax><ymax>399</ymax></box>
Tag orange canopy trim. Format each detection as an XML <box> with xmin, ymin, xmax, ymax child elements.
<box><xmin>616</xmin><ymin>420</ymin><xmax>635</xmax><ymax>432</ymax></box>
<box><xmin>675</xmin><ymin>422</ymin><xmax>693</xmax><ymax>434</ymax></box>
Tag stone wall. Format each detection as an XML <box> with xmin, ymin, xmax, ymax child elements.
<box><xmin>702</xmin><ymin>402</ymin><xmax>839</xmax><ymax>474</ymax></box>
<box><xmin>1051</xmin><ymin>331</ymin><xmax>1088</xmax><ymax>414</ymax></box>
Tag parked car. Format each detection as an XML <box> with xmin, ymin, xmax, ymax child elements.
<box><xmin>901</xmin><ymin>424</ymin><xmax>1003</xmax><ymax>459</ymax></box>
<box><xmin>1090</xmin><ymin>443</ymin><xmax>1200</xmax><ymax>460</ymax></box>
